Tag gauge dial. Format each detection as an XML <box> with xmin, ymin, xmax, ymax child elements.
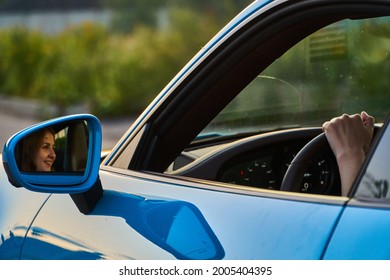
<box><xmin>283</xmin><ymin>152</ymin><xmax>331</xmax><ymax>194</ymax></box>
<box><xmin>221</xmin><ymin>159</ymin><xmax>276</xmax><ymax>190</ymax></box>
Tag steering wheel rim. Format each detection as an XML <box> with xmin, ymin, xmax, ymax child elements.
<box><xmin>280</xmin><ymin>132</ymin><xmax>338</xmax><ymax>193</ymax></box>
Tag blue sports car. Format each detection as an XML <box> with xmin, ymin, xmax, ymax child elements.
<box><xmin>2</xmin><ymin>0</ymin><xmax>390</xmax><ymax>259</ymax></box>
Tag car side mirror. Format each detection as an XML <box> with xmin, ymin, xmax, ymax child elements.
<box><xmin>2</xmin><ymin>114</ymin><xmax>102</xmax><ymax>194</ymax></box>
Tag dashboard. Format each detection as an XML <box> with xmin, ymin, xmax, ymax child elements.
<box><xmin>173</xmin><ymin>128</ymin><xmax>341</xmax><ymax>195</ymax></box>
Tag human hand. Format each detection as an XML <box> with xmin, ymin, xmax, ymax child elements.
<box><xmin>322</xmin><ymin>111</ymin><xmax>374</xmax><ymax>196</ymax></box>
<box><xmin>322</xmin><ymin>111</ymin><xmax>374</xmax><ymax>158</ymax></box>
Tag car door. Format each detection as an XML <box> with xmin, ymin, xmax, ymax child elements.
<box><xmin>19</xmin><ymin>167</ymin><xmax>346</xmax><ymax>259</ymax></box>
<box><xmin>324</xmin><ymin>119</ymin><xmax>390</xmax><ymax>259</ymax></box>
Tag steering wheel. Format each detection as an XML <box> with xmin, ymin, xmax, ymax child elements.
<box><xmin>280</xmin><ymin>132</ymin><xmax>340</xmax><ymax>194</ymax></box>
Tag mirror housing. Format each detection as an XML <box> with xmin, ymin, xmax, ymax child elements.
<box><xmin>2</xmin><ymin>114</ymin><xmax>102</xmax><ymax>194</ymax></box>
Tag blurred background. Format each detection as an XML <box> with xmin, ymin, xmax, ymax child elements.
<box><xmin>0</xmin><ymin>0</ymin><xmax>252</xmax><ymax>149</ymax></box>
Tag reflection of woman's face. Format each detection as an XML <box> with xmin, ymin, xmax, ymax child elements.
<box><xmin>33</xmin><ymin>131</ymin><xmax>56</xmax><ymax>172</ymax></box>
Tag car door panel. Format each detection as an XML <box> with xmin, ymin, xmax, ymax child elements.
<box><xmin>22</xmin><ymin>169</ymin><xmax>345</xmax><ymax>259</ymax></box>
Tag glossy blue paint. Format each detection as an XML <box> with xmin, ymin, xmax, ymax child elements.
<box><xmin>323</xmin><ymin>204</ymin><xmax>390</xmax><ymax>259</ymax></box>
<box><xmin>0</xmin><ymin>163</ymin><xmax>50</xmax><ymax>259</ymax></box>
<box><xmin>3</xmin><ymin>225</ymin><xmax>103</xmax><ymax>260</ymax></box>
<box><xmin>18</xmin><ymin>170</ymin><xmax>347</xmax><ymax>259</ymax></box>
<box><xmin>2</xmin><ymin>114</ymin><xmax>102</xmax><ymax>193</ymax></box>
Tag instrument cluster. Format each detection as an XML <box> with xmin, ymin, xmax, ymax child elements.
<box><xmin>218</xmin><ymin>143</ymin><xmax>338</xmax><ymax>194</ymax></box>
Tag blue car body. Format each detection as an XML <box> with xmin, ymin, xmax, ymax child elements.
<box><xmin>2</xmin><ymin>0</ymin><xmax>390</xmax><ymax>259</ymax></box>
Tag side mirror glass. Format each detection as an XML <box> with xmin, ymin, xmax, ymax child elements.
<box><xmin>2</xmin><ymin>114</ymin><xmax>102</xmax><ymax>193</ymax></box>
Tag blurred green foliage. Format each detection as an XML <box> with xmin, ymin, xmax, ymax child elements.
<box><xmin>106</xmin><ymin>0</ymin><xmax>251</xmax><ymax>33</ymax></box>
<box><xmin>0</xmin><ymin>0</ymin><xmax>251</xmax><ymax>118</ymax></box>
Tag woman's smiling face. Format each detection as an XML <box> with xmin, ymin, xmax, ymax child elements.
<box><xmin>33</xmin><ymin>130</ymin><xmax>56</xmax><ymax>172</ymax></box>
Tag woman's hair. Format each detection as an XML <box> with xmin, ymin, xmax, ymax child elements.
<box><xmin>19</xmin><ymin>128</ymin><xmax>55</xmax><ymax>172</ymax></box>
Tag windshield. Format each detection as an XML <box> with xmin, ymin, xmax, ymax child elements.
<box><xmin>199</xmin><ymin>17</ymin><xmax>390</xmax><ymax>139</ymax></box>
